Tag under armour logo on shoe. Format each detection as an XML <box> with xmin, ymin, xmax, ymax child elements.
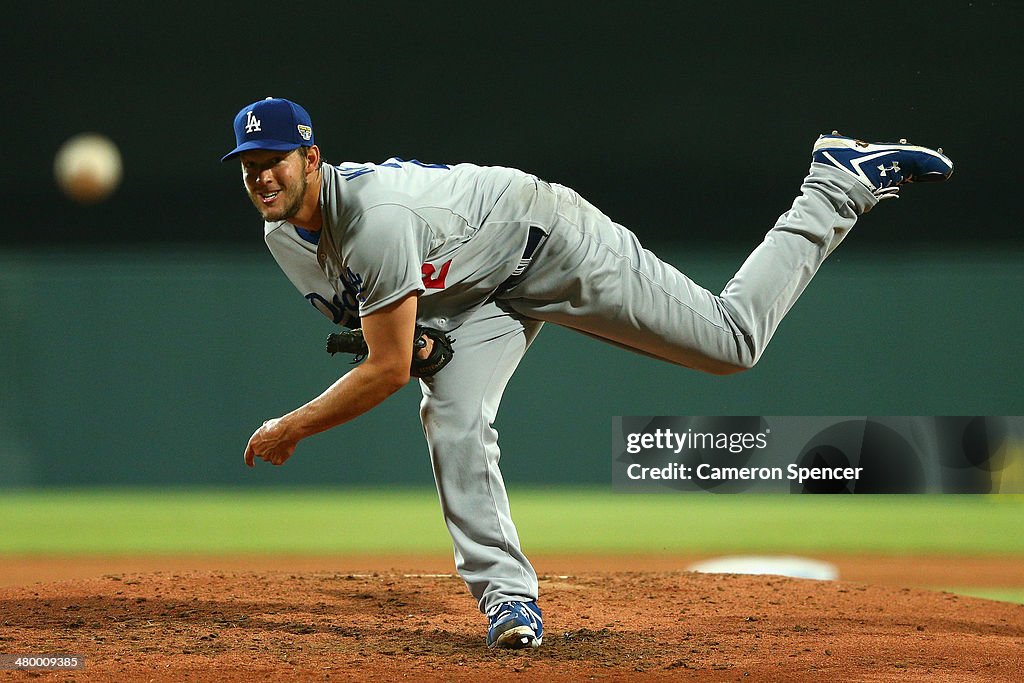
<box><xmin>522</xmin><ymin>603</ymin><xmax>541</xmax><ymax>630</ymax></box>
<box><xmin>877</xmin><ymin>161</ymin><xmax>900</xmax><ymax>177</ymax></box>
<box><xmin>244</xmin><ymin>111</ymin><xmax>262</xmax><ymax>134</ymax></box>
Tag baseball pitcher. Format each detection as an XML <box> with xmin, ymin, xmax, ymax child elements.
<box><xmin>223</xmin><ymin>97</ymin><xmax>953</xmax><ymax>649</ymax></box>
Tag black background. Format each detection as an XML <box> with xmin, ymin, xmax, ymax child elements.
<box><xmin>5</xmin><ymin>1</ymin><xmax>1021</xmax><ymax>249</ymax></box>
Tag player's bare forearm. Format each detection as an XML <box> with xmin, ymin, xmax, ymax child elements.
<box><xmin>243</xmin><ymin>362</ymin><xmax>406</xmax><ymax>468</ymax></box>
<box><xmin>285</xmin><ymin>361</ymin><xmax>405</xmax><ymax>438</ymax></box>
<box><xmin>244</xmin><ymin>292</ymin><xmax>420</xmax><ymax>467</ymax></box>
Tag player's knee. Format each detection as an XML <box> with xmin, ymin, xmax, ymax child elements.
<box><xmin>731</xmin><ymin>352</ymin><xmax>761</xmax><ymax>373</ymax></box>
<box><xmin>704</xmin><ymin>347</ymin><xmax>760</xmax><ymax>375</ymax></box>
<box><xmin>706</xmin><ymin>359</ymin><xmax>754</xmax><ymax>376</ymax></box>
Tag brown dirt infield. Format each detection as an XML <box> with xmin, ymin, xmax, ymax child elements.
<box><xmin>1</xmin><ymin>556</ymin><xmax>1022</xmax><ymax>681</ymax></box>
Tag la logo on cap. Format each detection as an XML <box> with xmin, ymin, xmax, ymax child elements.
<box><xmin>245</xmin><ymin>111</ymin><xmax>261</xmax><ymax>134</ymax></box>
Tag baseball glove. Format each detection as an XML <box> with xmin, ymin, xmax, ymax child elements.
<box><xmin>325</xmin><ymin>326</ymin><xmax>455</xmax><ymax>378</ymax></box>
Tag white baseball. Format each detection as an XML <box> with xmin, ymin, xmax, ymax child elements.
<box><xmin>54</xmin><ymin>133</ymin><xmax>123</xmax><ymax>204</ymax></box>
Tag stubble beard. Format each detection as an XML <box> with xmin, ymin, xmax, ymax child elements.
<box><xmin>250</xmin><ymin>171</ymin><xmax>307</xmax><ymax>223</ymax></box>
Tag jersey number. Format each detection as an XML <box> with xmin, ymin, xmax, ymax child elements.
<box><xmin>421</xmin><ymin>260</ymin><xmax>452</xmax><ymax>289</ymax></box>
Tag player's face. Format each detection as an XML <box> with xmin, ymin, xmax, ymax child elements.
<box><xmin>240</xmin><ymin>148</ymin><xmax>309</xmax><ymax>222</ymax></box>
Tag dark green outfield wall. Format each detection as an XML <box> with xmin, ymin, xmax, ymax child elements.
<box><xmin>2</xmin><ymin>248</ymin><xmax>1021</xmax><ymax>487</ymax></box>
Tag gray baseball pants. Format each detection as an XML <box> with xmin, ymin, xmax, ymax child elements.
<box><xmin>418</xmin><ymin>164</ymin><xmax>877</xmax><ymax>612</ymax></box>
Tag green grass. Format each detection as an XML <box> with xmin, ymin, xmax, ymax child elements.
<box><xmin>942</xmin><ymin>588</ymin><xmax>1024</xmax><ymax>604</ymax></box>
<box><xmin>1</xmin><ymin>487</ymin><xmax>1022</xmax><ymax>556</ymax></box>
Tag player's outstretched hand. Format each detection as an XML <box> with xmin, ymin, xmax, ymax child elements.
<box><xmin>244</xmin><ymin>418</ymin><xmax>297</xmax><ymax>467</ymax></box>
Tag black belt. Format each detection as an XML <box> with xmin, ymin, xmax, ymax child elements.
<box><xmin>495</xmin><ymin>225</ymin><xmax>546</xmax><ymax>295</ymax></box>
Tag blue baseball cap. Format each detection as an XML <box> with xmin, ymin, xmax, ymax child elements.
<box><xmin>221</xmin><ymin>97</ymin><xmax>315</xmax><ymax>162</ymax></box>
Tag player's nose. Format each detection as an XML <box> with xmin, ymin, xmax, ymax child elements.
<box><xmin>255</xmin><ymin>167</ymin><xmax>275</xmax><ymax>185</ymax></box>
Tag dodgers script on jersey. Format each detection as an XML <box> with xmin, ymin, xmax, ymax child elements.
<box><xmin>265</xmin><ymin>158</ymin><xmax>555</xmax><ymax>330</ymax></box>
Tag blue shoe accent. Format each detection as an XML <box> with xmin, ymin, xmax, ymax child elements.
<box><xmin>486</xmin><ymin>600</ymin><xmax>543</xmax><ymax>649</ymax></box>
<box><xmin>812</xmin><ymin>132</ymin><xmax>953</xmax><ymax>199</ymax></box>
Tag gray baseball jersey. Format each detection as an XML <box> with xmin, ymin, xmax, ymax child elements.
<box><xmin>265</xmin><ymin>155</ymin><xmax>879</xmax><ymax>613</ymax></box>
<box><xmin>266</xmin><ymin>158</ymin><xmax>550</xmax><ymax>331</ymax></box>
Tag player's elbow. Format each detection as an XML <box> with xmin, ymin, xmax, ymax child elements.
<box><xmin>378</xmin><ymin>362</ymin><xmax>413</xmax><ymax>389</ymax></box>
<box><xmin>380</xmin><ymin>366</ymin><xmax>412</xmax><ymax>391</ymax></box>
<box><xmin>363</xmin><ymin>358</ymin><xmax>411</xmax><ymax>392</ymax></box>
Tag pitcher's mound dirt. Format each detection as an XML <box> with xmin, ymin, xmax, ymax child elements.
<box><xmin>1</xmin><ymin>570</ymin><xmax>1022</xmax><ymax>681</ymax></box>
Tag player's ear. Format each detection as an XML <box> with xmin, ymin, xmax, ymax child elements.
<box><xmin>304</xmin><ymin>145</ymin><xmax>321</xmax><ymax>174</ymax></box>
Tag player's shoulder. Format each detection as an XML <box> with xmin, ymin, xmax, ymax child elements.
<box><xmin>263</xmin><ymin>218</ymin><xmax>289</xmax><ymax>238</ymax></box>
<box><xmin>323</xmin><ymin>161</ymin><xmax>428</xmax><ymax>217</ymax></box>
<box><xmin>327</xmin><ymin>157</ymin><xmax>494</xmax><ymax>181</ymax></box>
